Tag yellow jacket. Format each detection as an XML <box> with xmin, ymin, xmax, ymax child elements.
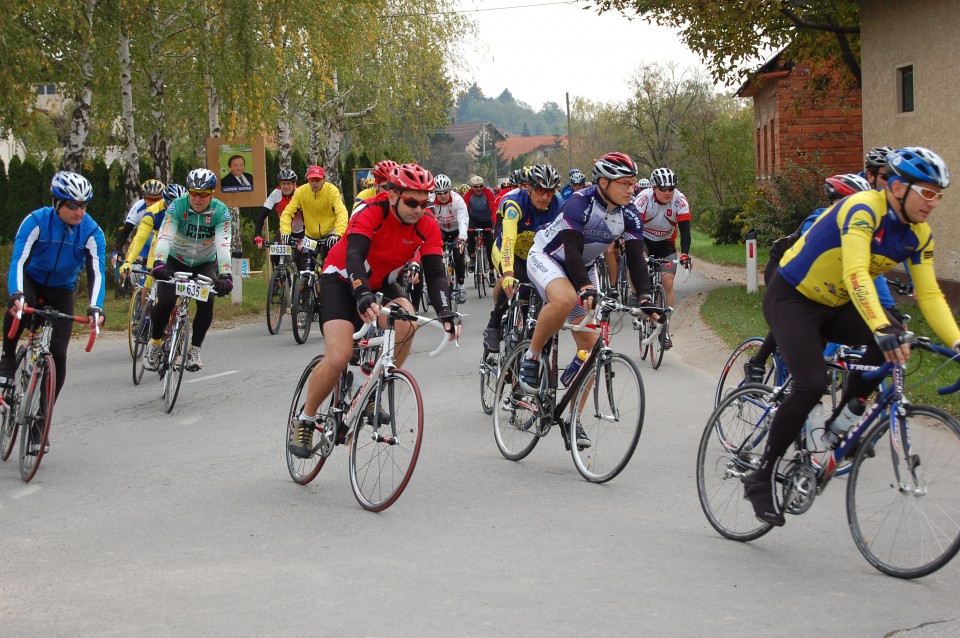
<box><xmin>280</xmin><ymin>182</ymin><xmax>348</xmax><ymax>238</ymax></box>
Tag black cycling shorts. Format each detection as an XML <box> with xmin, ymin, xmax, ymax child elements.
<box><xmin>319</xmin><ymin>274</ymin><xmax>408</xmax><ymax>333</ymax></box>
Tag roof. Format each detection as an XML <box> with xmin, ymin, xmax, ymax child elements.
<box><xmin>497</xmin><ymin>135</ymin><xmax>567</xmax><ymax>163</ymax></box>
<box><xmin>735</xmin><ymin>48</ymin><xmax>796</xmax><ymax>98</ymax></box>
<box><xmin>445</xmin><ymin>122</ymin><xmax>506</xmax><ymax>151</ymax></box>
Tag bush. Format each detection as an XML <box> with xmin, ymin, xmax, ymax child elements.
<box><xmin>739</xmin><ymin>158</ymin><xmax>830</xmax><ymax>244</ymax></box>
<box><xmin>697</xmin><ymin>205</ymin><xmax>744</xmax><ymax>245</ymax></box>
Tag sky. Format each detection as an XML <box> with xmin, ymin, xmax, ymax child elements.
<box><xmin>452</xmin><ymin>0</ymin><xmax>713</xmax><ymax>111</ymax></box>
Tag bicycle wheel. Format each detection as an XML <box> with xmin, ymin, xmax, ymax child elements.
<box><xmin>479</xmin><ymin>349</ymin><xmax>499</xmax><ymax>415</ymax></box>
<box><xmin>647</xmin><ymin>284</ymin><xmax>667</xmax><ymax>370</ymax></box>
<box><xmin>697</xmin><ymin>384</ymin><xmax>777</xmax><ymax>541</ymax></box>
<box><xmin>492</xmin><ymin>342</ymin><xmax>543</xmax><ymax>461</ymax></box>
<box><xmin>714</xmin><ymin>337</ymin><xmax>783</xmax><ymax>407</ymax></box>
<box><xmin>847</xmin><ymin>404</ymin><xmax>960</xmax><ymax>578</ymax></box>
<box><xmin>477</xmin><ymin>251</ymin><xmax>488</xmax><ymax>298</ymax></box>
<box><xmin>286</xmin><ymin>355</ymin><xmax>330</xmax><ymax>485</ymax></box>
<box><xmin>569</xmin><ymin>352</ymin><xmax>644</xmax><ymax>483</ymax></box>
<box><xmin>132</xmin><ymin>314</ymin><xmax>151</xmax><ymax>386</ymax></box>
<box><xmin>350</xmin><ymin>369</ymin><xmax>424</xmax><ymax>511</ymax></box>
<box><xmin>1</xmin><ymin>348</ymin><xmax>26</xmax><ymax>461</ymax></box>
<box><xmin>163</xmin><ymin>316</ymin><xmax>190</xmax><ymax>413</ymax></box>
<box><xmin>19</xmin><ymin>354</ymin><xmax>55</xmax><ymax>482</ymax></box>
<box><xmin>127</xmin><ymin>286</ymin><xmax>143</xmax><ymax>358</ymax></box>
<box><xmin>266</xmin><ymin>269</ymin><xmax>285</xmax><ymax>335</ymax></box>
<box><xmin>291</xmin><ymin>276</ymin><xmax>314</xmax><ymax>344</ymax></box>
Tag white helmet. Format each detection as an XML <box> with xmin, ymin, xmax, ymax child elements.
<box><xmin>434</xmin><ymin>174</ymin><xmax>453</xmax><ymax>192</ymax></box>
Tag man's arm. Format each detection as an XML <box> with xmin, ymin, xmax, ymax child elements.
<box><xmin>330</xmin><ymin>187</ymin><xmax>349</xmax><ymax>237</ymax></box>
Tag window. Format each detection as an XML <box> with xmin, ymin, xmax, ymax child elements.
<box><xmin>36</xmin><ymin>84</ymin><xmax>57</xmax><ymax>96</ymax></box>
<box><xmin>898</xmin><ymin>65</ymin><xmax>914</xmax><ymax>113</ymax></box>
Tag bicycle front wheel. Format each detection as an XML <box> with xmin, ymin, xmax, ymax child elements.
<box><xmin>19</xmin><ymin>354</ymin><xmax>55</xmax><ymax>482</ymax></box>
<box><xmin>163</xmin><ymin>317</ymin><xmax>190</xmax><ymax>413</ymax></box>
<box><xmin>350</xmin><ymin>369</ymin><xmax>424</xmax><ymax>512</ymax></box>
<box><xmin>286</xmin><ymin>355</ymin><xmax>329</xmax><ymax>485</ymax></box>
<box><xmin>131</xmin><ymin>301</ymin><xmax>152</xmax><ymax>386</ymax></box>
<box><xmin>492</xmin><ymin>342</ymin><xmax>542</xmax><ymax>461</ymax></box>
<box><xmin>479</xmin><ymin>349</ymin><xmax>499</xmax><ymax>415</ymax></box>
<box><xmin>291</xmin><ymin>276</ymin><xmax>314</xmax><ymax>344</ymax></box>
<box><xmin>847</xmin><ymin>404</ymin><xmax>960</xmax><ymax>579</ymax></box>
<box><xmin>0</xmin><ymin>348</ymin><xmax>26</xmax><ymax>462</ymax></box>
<box><xmin>697</xmin><ymin>384</ymin><xmax>776</xmax><ymax>541</ymax></box>
<box><xmin>569</xmin><ymin>352</ymin><xmax>644</xmax><ymax>483</ymax></box>
<box><xmin>648</xmin><ymin>284</ymin><xmax>667</xmax><ymax>370</ymax></box>
<box><xmin>266</xmin><ymin>269</ymin><xmax>285</xmax><ymax>335</ymax></box>
<box><xmin>714</xmin><ymin>337</ymin><xmax>782</xmax><ymax>407</ymax></box>
<box><xmin>127</xmin><ymin>286</ymin><xmax>144</xmax><ymax>358</ymax></box>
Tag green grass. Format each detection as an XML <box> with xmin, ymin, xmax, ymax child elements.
<box><xmin>701</xmin><ymin>284</ymin><xmax>960</xmax><ymax>412</ymax></box>
<box><xmin>691</xmin><ymin>229</ymin><xmax>770</xmax><ymax>267</ymax></box>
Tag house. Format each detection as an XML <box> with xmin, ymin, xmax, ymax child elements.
<box><xmin>445</xmin><ymin>122</ymin><xmax>506</xmax><ymax>158</ymax></box>
<box><xmin>736</xmin><ymin>50</ymin><xmax>863</xmax><ymax>181</ymax></box>
<box><xmin>497</xmin><ymin>135</ymin><xmax>567</xmax><ymax>165</ymax></box>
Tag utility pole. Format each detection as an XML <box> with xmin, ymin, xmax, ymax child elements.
<box><xmin>566</xmin><ymin>92</ymin><xmax>573</xmax><ymax>171</ymax></box>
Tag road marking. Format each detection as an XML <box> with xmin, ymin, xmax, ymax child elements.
<box><xmin>185</xmin><ymin>370</ymin><xmax>240</xmax><ymax>383</ymax></box>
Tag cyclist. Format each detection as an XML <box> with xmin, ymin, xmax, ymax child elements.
<box><xmin>742</xmin><ymin>147</ymin><xmax>959</xmax><ymax>527</ymax></box>
<box><xmin>633</xmin><ymin>167</ymin><xmax>691</xmax><ymax>348</ymax></box>
<box><xmin>632</xmin><ymin>177</ymin><xmax>651</xmax><ymax>197</ymax></box>
<box><xmin>280</xmin><ymin>165</ymin><xmax>348</xmax><ymax>261</ymax></box>
<box><xmin>431</xmin><ymin>174</ymin><xmax>469</xmax><ymax>304</ymax></box>
<box><xmin>862</xmin><ymin>145</ymin><xmax>893</xmax><ymax>188</ymax></box>
<box><xmin>112</xmin><ymin>178</ymin><xmax>165</xmax><ymax>268</ymax></box>
<box><xmin>143</xmin><ymin>169</ymin><xmax>234</xmax><ymax>373</ymax></box>
<box><xmin>520</xmin><ymin>152</ymin><xmax>655</xmax><ymax>449</ymax></box>
<box><xmin>2</xmin><ymin>172</ymin><xmax>106</xmax><ymax>414</ymax></box>
<box><xmin>353</xmin><ymin>159</ymin><xmax>398</xmax><ymax>212</ymax></box>
<box><xmin>287</xmin><ymin>163</ymin><xmax>460</xmax><ymax>459</ymax></box>
<box><xmin>559</xmin><ymin>168</ymin><xmax>587</xmax><ymax>201</ymax></box>
<box><xmin>464</xmin><ymin>175</ymin><xmax>497</xmax><ymax>285</ymax></box>
<box><xmin>483</xmin><ymin>164</ymin><xmax>562</xmax><ymax>352</ymax></box>
<box><xmin>254</xmin><ymin>168</ymin><xmax>298</xmax><ymax>254</ymax></box>
<box><xmin>119</xmin><ymin>183</ymin><xmax>188</xmax><ymax>306</ymax></box>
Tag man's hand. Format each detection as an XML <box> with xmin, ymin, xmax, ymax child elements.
<box><xmin>578</xmin><ymin>286</ymin><xmax>598</xmax><ymax>311</ymax></box>
<box><xmin>324</xmin><ymin>234</ymin><xmax>340</xmax><ymax>250</ymax></box>
<box><xmin>439</xmin><ymin>310</ymin><xmax>462</xmax><ymax>342</ymax></box>
<box><xmin>151</xmin><ymin>260</ymin><xmax>173</xmax><ymax>281</ymax></box>
<box><xmin>679</xmin><ymin>253</ymin><xmax>692</xmax><ymax>269</ymax></box>
<box><xmin>407</xmin><ymin>262</ymin><xmax>421</xmax><ymax>285</ymax></box>
<box><xmin>502</xmin><ymin>274</ymin><xmax>517</xmax><ymax>297</ymax></box>
<box><xmin>254</xmin><ymin>236</ymin><xmax>264</xmax><ymax>249</ymax></box>
<box><xmin>7</xmin><ymin>292</ymin><xmax>23</xmax><ymax>316</ymax></box>
<box><xmin>456</xmin><ymin>238</ymin><xmax>466</xmax><ymax>253</ymax></box>
<box><xmin>874</xmin><ymin>325</ymin><xmax>909</xmax><ymax>364</ymax></box>
<box><xmin>213</xmin><ymin>274</ymin><xmax>234</xmax><ymax>297</ymax></box>
<box><xmin>119</xmin><ymin>262</ymin><xmax>132</xmax><ymax>277</ymax></box>
<box><xmin>356</xmin><ymin>291</ymin><xmax>380</xmax><ymax>324</ymax></box>
<box><xmin>87</xmin><ymin>305</ymin><xmax>105</xmax><ymax>327</ymax></box>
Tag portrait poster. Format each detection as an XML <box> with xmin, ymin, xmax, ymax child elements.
<box><xmin>352</xmin><ymin>167</ymin><xmax>374</xmax><ymax>202</ymax></box>
<box><xmin>205</xmin><ymin>136</ymin><xmax>266</xmax><ymax>208</ymax></box>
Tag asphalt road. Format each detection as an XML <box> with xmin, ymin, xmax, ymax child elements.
<box><xmin>2</xmin><ymin>272</ymin><xmax>959</xmax><ymax>637</ymax></box>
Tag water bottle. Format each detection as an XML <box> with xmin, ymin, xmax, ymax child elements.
<box><xmin>803</xmin><ymin>402</ymin><xmax>826</xmax><ymax>452</ymax></box>
<box><xmin>560</xmin><ymin>350</ymin><xmax>589</xmax><ymax>387</ymax></box>
<box><xmin>822</xmin><ymin>398</ymin><xmax>866</xmax><ymax>449</ymax></box>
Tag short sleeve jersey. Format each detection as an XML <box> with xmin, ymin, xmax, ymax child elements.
<box><xmin>634</xmin><ymin>187</ymin><xmax>691</xmax><ymax>243</ymax></box>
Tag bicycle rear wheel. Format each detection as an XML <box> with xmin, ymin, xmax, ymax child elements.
<box><xmin>0</xmin><ymin>348</ymin><xmax>26</xmax><ymax>461</ymax></box>
<box><xmin>286</xmin><ymin>355</ymin><xmax>330</xmax><ymax>485</ymax></box>
<box><xmin>479</xmin><ymin>348</ymin><xmax>499</xmax><ymax>415</ymax></box>
<box><xmin>19</xmin><ymin>354</ymin><xmax>55</xmax><ymax>482</ymax></box>
<box><xmin>570</xmin><ymin>352</ymin><xmax>644</xmax><ymax>483</ymax></box>
<box><xmin>163</xmin><ymin>317</ymin><xmax>189</xmax><ymax>413</ymax></box>
<box><xmin>647</xmin><ymin>285</ymin><xmax>667</xmax><ymax>369</ymax></box>
<box><xmin>127</xmin><ymin>286</ymin><xmax>144</xmax><ymax>358</ymax></box>
<box><xmin>291</xmin><ymin>276</ymin><xmax>314</xmax><ymax>344</ymax></box>
<box><xmin>697</xmin><ymin>384</ymin><xmax>776</xmax><ymax>541</ymax></box>
<box><xmin>847</xmin><ymin>404</ymin><xmax>960</xmax><ymax>578</ymax></box>
<box><xmin>714</xmin><ymin>337</ymin><xmax>783</xmax><ymax>407</ymax></box>
<box><xmin>492</xmin><ymin>342</ymin><xmax>542</xmax><ymax>461</ymax></box>
<box><xmin>266</xmin><ymin>269</ymin><xmax>286</xmax><ymax>335</ymax></box>
<box><xmin>350</xmin><ymin>369</ymin><xmax>424</xmax><ymax>511</ymax></box>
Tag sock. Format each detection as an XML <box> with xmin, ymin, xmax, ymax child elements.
<box><xmin>150</xmin><ymin>338</ymin><xmax>161</xmax><ymax>346</ymax></box>
<box><xmin>298</xmin><ymin>410</ymin><xmax>317</xmax><ymax>422</ymax></box>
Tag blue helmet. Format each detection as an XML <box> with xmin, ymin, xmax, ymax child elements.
<box><xmin>162</xmin><ymin>183</ymin><xmax>188</xmax><ymax>203</ymax></box>
<box><xmin>569</xmin><ymin>169</ymin><xmax>586</xmax><ymax>185</ymax></box>
<box><xmin>887</xmin><ymin>147</ymin><xmax>950</xmax><ymax>188</ymax></box>
<box><xmin>186</xmin><ymin>168</ymin><xmax>218</xmax><ymax>191</ymax></box>
<box><xmin>51</xmin><ymin>171</ymin><xmax>93</xmax><ymax>202</ymax></box>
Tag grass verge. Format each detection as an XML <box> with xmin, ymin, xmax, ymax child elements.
<box><xmin>691</xmin><ymin>229</ymin><xmax>769</xmax><ymax>268</ymax></box>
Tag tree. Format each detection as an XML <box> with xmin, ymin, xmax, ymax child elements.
<box><xmin>586</xmin><ymin>0</ymin><xmax>861</xmax><ymax>86</ymax></box>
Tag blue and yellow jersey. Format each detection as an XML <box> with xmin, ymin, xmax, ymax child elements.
<box><xmin>493</xmin><ymin>189</ymin><xmax>560</xmax><ymax>273</ymax></box>
<box><xmin>779</xmin><ymin>189</ymin><xmax>959</xmax><ymax>343</ymax></box>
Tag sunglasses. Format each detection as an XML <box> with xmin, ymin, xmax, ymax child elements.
<box><xmin>435</xmin><ymin>190</ymin><xmax>450</xmax><ymax>195</ymax></box>
<box><xmin>471</xmin><ymin>185</ymin><xmax>484</xmax><ymax>189</ymax></box>
<box><xmin>613</xmin><ymin>179</ymin><xmax>638</xmax><ymax>187</ymax></box>
<box><xmin>401</xmin><ymin>197</ymin><xmax>430</xmax><ymax>210</ymax></box>
<box><xmin>655</xmin><ymin>185</ymin><xmax>676</xmax><ymax>192</ymax></box>
<box><xmin>64</xmin><ymin>201</ymin><xmax>89</xmax><ymax>211</ymax></box>
<box><xmin>910</xmin><ymin>184</ymin><xmax>945</xmax><ymax>202</ymax></box>
<box><xmin>189</xmin><ymin>190</ymin><xmax>213</xmax><ymax>199</ymax></box>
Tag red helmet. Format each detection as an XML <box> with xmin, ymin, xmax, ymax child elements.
<box><xmin>388</xmin><ymin>163</ymin><xmax>435</xmax><ymax>192</ymax></box>
<box><xmin>373</xmin><ymin>159</ymin><xmax>399</xmax><ymax>182</ymax></box>
<box><xmin>823</xmin><ymin>173</ymin><xmax>871</xmax><ymax>201</ymax></box>
<box><xmin>592</xmin><ymin>152</ymin><xmax>638</xmax><ymax>181</ymax></box>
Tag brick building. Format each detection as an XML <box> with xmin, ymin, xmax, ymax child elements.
<box><xmin>736</xmin><ymin>51</ymin><xmax>863</xmax><ymax>181</ymax></box>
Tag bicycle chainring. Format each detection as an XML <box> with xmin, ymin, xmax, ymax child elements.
<box><xmin>780</xmin><ymin>459</ymin><xmax>818</xmax><ymax>515</ymax></box>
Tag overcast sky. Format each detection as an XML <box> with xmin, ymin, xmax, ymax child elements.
<box><xmin>453</xmin><ymin>0</ymin><xmax>711</xmax><ymax>111</ymax></box>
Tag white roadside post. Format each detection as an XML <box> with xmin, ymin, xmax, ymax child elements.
<box><xmin>230</xmin><ymin>207</ymin><xmax>243</xmax><ymax>303</ymax></box>
<box><xmin>745</xmin><ymin>229</ymin><xmax>758</xmax><ymax>294</ymax></box>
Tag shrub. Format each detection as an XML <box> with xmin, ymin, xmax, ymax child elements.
<box><xmin>739</xmin><ymin>158</ymin><xmax>830</xmax><ymax>244</ymax></box>
<box><xmin>697</xmin><ymin>205</ymin><xmax>744</xmax><ymax>245</ymax></box>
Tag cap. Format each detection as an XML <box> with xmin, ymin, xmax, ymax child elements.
<box><xmin>469</xmin><ymin>175</ymin><xmax>484</xmax><ymax>186</ymax></box>
<box><xmin>306</xmin><ymin>165</ymin><xmax>325</xmax><ymax>180</ymax></box>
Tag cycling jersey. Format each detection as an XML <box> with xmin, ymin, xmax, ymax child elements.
<box><xmin>353</xmin><ymin>186</ymin><xmax>378</xmax><ymax>213</ymax></box>
<box><xmin>431</xmin><ymin>191</ymin><xmax>469</xmax><ymax>238</ymax></box>
<box><xmin>114</xmin><ymin>198</ymin><xmax>157</xmax><ymax>259</ymax></box>
<box><xmin>153</xmin><ymin>196</ymin><xmax>232</xmax><ymax>274</ymax></box>
<box><xmin>323</xmin><ymin>193</ymin><xmax>443</xmax><ymax>291</ymax></box>
<box><xmin>257</xmin><ymin>187</ymin><xmax>298</xmax><ymax>235</ymax></box>
<box><xmin>123</xmin><ymin>199</ymin><xmax>167</xmax><ymax>269</ymax></box>
<box><xmin>494</xmin><ymin>188</ymin><xmax>561</xmax><ymax>272</ymax></box>
<box><xmin>779</xmin><ymin>189</ymin><xmax>959</xmax><ymax>343</ymax></box>
<box><xmin>280</xmin><ymin>182</ymin><xmax>348</xmax><ymax>239</ymax></box>
<box><xmin>635</xmin><ymin>187</ymin><xmax>691</xmax><ymax>243</ymax></box>
<box><xmin>124</xmin><ymin>198</ymin><xmax>152</xmax><ymax>226</ymax></box>
<box><xmin>8</xmin><ymin>206</ymin><xmax>106</xmax><ymax>307</ymax></box>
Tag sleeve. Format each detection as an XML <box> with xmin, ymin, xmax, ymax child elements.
<box><xmin>678</xmin><ymin>220</ymin><xmax>691</xmax><ymax>255</ymax></box>
<box><xmin>152</xmin><ymin>206</ymin><xmax>175</xmax><ymax>265</ymax></box>
<box><xmin>345</xmin><ymin>234</ymin><xmax>373</xmax><ymax>298</ymax></box>
<box><xmin>332</xmin><ymin>187</ymin><xmax>349</xmax><ymax>236</ymax></box>
<box><xmin>123</xmin><ymin>214</ymin><xmax>155</xmax><ymax>267</ymax></box>
<box><xmin>499</xmin><ymin>198</ymin><xmax>522</xmax><ymax>274</ymax></box>
<box><xmin>254</xmin><ymin>207</ymin><xmax>271</xmax><ymax>237</ymax></box>
<box><xmin>675</xmin><ymin>194</ymin><xmax>691</xmax><ymax>223</ymax></box>
<box><xmin>84</xmin><ymin>227</ymin><xmax>107</xmax><ymax>308</ymax></box>
<box><xmin>838</xmin><ymin>204</ymin><xmax>889</xmax><ymax>332</ymax></box>
<box><xmin>561</xmin><ymin>229</ymin><xmax>590</xmax><ymax>290</ymax></box>
<box><xmin>123</xmin><ymin>201</ymin><xmax>142</xmax><ymax>225</ymax></box>
<box><xmin>215</xmin><ymin>209</ymin><xmax>233</xmax><ymax>275</ymax></box>
<box><xmin>279</xmin><ymin>188</ymin><xmax>300</xmax><ymax>235</ymax></box>
<box><xmin>874</xmin><ymin>275</ymin><xmax>896</xmax><ymax>309</ymax></box>
<box><xmin>114</xmin><ymin>221</ymin><xmax>136</xmax><ymax>255</ymax></box>
<box><xmin>624</xmin><ymin>240</ymin><xmax>651</xmax><ymax>298</ymax></box>
<box><xmin>8</xmin><ymin>214</ymin><xmax>40</xmax><ymax>295</ymax></box>
<box><xmin>454</xmin><ymin>194</ymin><xmax>469</xmax><ymax>239</ymax></box>
<box><xmin>906</xmin><ymin>235</ymin><xmax>960</xmax><ymax>346</ymax></box>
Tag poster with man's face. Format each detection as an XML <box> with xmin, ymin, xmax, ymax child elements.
<box><xmin>206</xmin><ymin>137</ymin><xmax>265</xmax><ymax>208</ymax></box>
<box><xmin>219</xmin><ymin>145</ymin><xmax>254</xmax><ymax>193</ymax></box>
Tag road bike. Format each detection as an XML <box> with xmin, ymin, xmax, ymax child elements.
<box><xmin>130</xmin><ymin>266</ymin><xmax>158</xmax><ymax>386</ymax></box>
<box><xmin>285</xmin><ymin>303</ymin><xmax>457</xmax><ymax>511</ymax></box>
<box><xmin>1</xmin><ymin>305</ymin><xmax>97</xmax><ymax>481</ymax></box>
<box><xmin>636</xmin><ymin>257</ymin><xmax>678</xmax><ymax>369</ymax></box>
<box><xmin>401</xmin><ymin>262</ymin><xmax>430</xmax><ymax>314</ymax></box>
<box><xmin>697</xmin><ymin>335</ymin><xmax>960</xmax><ymax>578</ymax></box>
<box><xmin>492</xmin><ymin>293</ymin><xmax>663</xmax><ymax>483</ymax></box>
<box><xmin>470</xmin><ymin>229</ymin><xmax>492</xmax><ymax>298</ymax></box>
<box><xmin>442</xmin><ymin>240</ymin><xmax>464</xmax><ymax>311</ymax></box>
<box><xmin>264</xmin><ymin>239</ymin><xmax>296</xmax><ymax>335</ymax></box>
<box><xmin>291</xmin><ymin>236</ymin><xmax>328</xmax><ymax>344</ymax></box>
<box><xmin>479</xmin><ymin>282</ymin><xmax>541</xmax><ymax>415</ymax></box>
<box><xmin>126</xmin><ymin>265</ymin><xmax>151</xmax><ymax>358</ymax></box>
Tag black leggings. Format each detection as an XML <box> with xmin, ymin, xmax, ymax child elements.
<box><xmin>487</xmin><ymin>259</ymin><xmax>528</xmax><ymax>328</ymax></box>
<box><xmin>441</xmin><ymin>230</ymin><xmax>466</xmax><ymax>284</ymax></box>
<box><xmin>467</xmin><ymin>221</ymin><xmax>493</xmax><ymax>270</ymax></box>
<box><xmin>150</xmin><ymin>258</ymin><xmax>219</xmax><ymax>347</ymax></box>
<box><xmin>2</xmin><ymin>278</ymin><xmax>75</xmax><ymax>398</ymax></box>
<box><xmin>761</xmin><ymin>271</ymin><xmax>885</xmax><ymax>457</ymax></box>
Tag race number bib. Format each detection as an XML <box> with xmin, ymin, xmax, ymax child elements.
<box><xmin>270</xmin><ymin>244</ymin><xmax>292</xmax><ymax>256</ymax></box>
<box><xmin>300</xmin><ymin>237</ymin><xmax>319</xmax><ymax>252</ymax></box>
<box><xmin>175</xmin><ymin>281</ymin><xmax>211</xmax><ymax>301</ymax></box>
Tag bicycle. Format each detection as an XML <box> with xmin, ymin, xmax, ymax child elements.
<box><xmin>400</xmin><ymin>262</ymin><xmax>430</xmax><ymax>314</ymax></box>
<box><xmin>129</xmin><ymin>266</ymin><xmax>157</xmax><ymax>386</ymax></box>
<box><xmin>264</xmin><ymin>239</ymin><xmax>296</xmax><ymax>335</ymax></box>
<box><xmin>285</xmin><ymin>302</ymin><xmax>457</xmax><ymax>511</ymax></box>
<box><xmin>479</xmin><ymin>282</ymin><xmax>542</xmax><ymax>415</ymax></box>
<box><xmin>442</xmin><ymin>240</ymin><xmax>461</xmax><ymax>312</ymax></box>
<box><xmin>470</xmin><ymin>229</ymin><xmax>491</xmax><ymax>298</ymax></box>
<box><xmin>1</xmin><ymin>305</ymin><xmax>97</xmax><ymax>482</ymax></box>
<box><xmin>697</xmin><ymin>335</ymin><xmax>960</xmax><ymax>578</ymax></box>
<box><xmin>492</xmin><ymin>293</ymin><xmax>662</xmax><ymax>483</ymax></box>
<box><xmin>125</xmin><ymin>264</ymin><xmax>150</xmax><ymax>358</ymax></box>
<box><xmin>151</xmin><ymin>272</ymin><xmax>214</xmax><ymax>413</ymax></box>
<box><xmin>291</xmin><ymin>236</ymin><xmax>329</xmax><ymax>345</ymax></box>
<box><xmin>636</xmin><ymin>257</ymin><xmax>677</xmax><ymax>369</ymax></box>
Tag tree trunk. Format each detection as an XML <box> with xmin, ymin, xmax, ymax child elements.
<box><xmin>317</xmin><ymin>70</ymin><xmax>375</xmax><ymax>190</ymax></box>
<box><xmin>119</xmin><ymin>27</ymin><xmax>140</xmax><ymax>207</ymax></box>
<box><xmin>276</xmin><ymin>91</ymin><xmax>291</xmax><ymax>170</ymax></box>
<box><xmin>147</xmin><ymin>70</ymin><xmax>170</xmax><ymax>183</ymax></box>
<box><xmin>307</xmin><ymin>109</ymin><xmax>321</xmax><ymax>167</ymax></box>
<box><xmin>63</xmin><ymin>0</ymin><xmax>97</xmax><ymax>173</ymax></box>
<box><xmin>207</xmin><ymin>75</ymin><xmax>220</xmax><ymax>138</ymax></box>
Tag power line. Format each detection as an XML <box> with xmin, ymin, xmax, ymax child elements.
<box><xmin>379</xmin><ymin>0</ymin><xmax>579</xmax><ymax>19</ymax></box>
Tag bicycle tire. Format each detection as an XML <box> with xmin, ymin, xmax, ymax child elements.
<box><xmin>266</xmin><ymin>269</ymin><xmax>285</xmax><ymax>335</ymax></box>
<box><xmin>569</xmin><ymin>352</ymin><xmax>644</xmax><ymax>483</ymax></box>
<box><xmin>479</xmin><ymin>349</ymin><xmax>499</xmax><ymax>415</ymax></box>
<box><xmin>847</xmin><ymin>404</ymin><xmax>960</xmax><ymax>578</ymax></box>
<box><xmin>715</xmin><ymin>337</ymin><xmax>774</xmax><ymax>407</ymax></box>
<box><xmin>132</xmin><ymin>316</ymin><xmax>150</xmax><ymax>386</ymax></box>
<box><xmin>350</xmin><ymin>369</ymin><xmax>424</xmax><ymax>511</ymax></box>
<box><xmin>127</xmin><ymin>286</ymin><xmax>143</xmax><ymax>358</ymax></box>
<box><xmin>286</xmin><ymin>355</ymin><xmax>330</xmax><ymax>485</ymax></box>
<box><xmin>697</xmin><ymin>384</ymin><xmax>777</xmax><ymax>541</ymax></box>
<box><xmin>0</xmin><ymin>347</ymin><xmax>26</xmax><ymax>461</ymax></box>
<box><xmin>163</xmin><ymin>316</ymin><xmax>190</xmax><ymax>413</ymax></box>
<box><xmin>291</xmin><ymin>275</ymin><xmax>313</xmax><ymax>344</ymax></box>
<box><xmin>492</xmin><ymin>342</ymin><xmax>542</xmax><ymax>461</ymax></box>
<box><xmin>19</xmin><ymin>354</ymin><xmax>55</xmax><ymax>482</ymax></box>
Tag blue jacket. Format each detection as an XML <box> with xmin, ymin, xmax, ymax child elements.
<box><xmin>8</xmin><ymin>206</ymin><xmax>107</xmax><ymax>307</ymax></box>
